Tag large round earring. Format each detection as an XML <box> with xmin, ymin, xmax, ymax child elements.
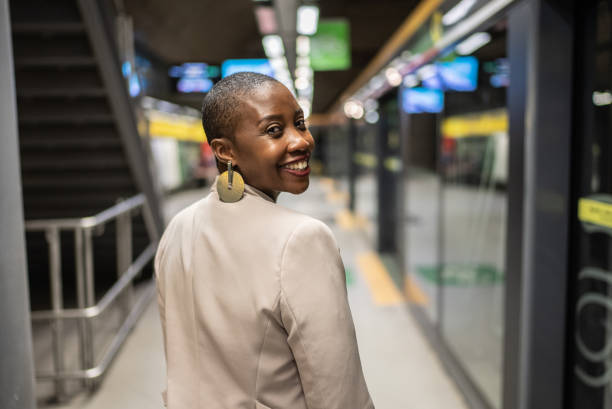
<box><xmin>217</xmin><ymin>160</ymin><xmax>244</xmax><ymax>203</ymax></box>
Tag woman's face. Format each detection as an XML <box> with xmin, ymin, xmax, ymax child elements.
<box><xmin>230</xmin><ymin>82</ymin><xmax>315</xmax><ymax>197</ymax></box>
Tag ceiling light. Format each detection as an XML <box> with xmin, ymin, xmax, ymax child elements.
<box><xmin>364</xmin><ymin>99</ymin><xmax>378</xmax><ymax>112</ymax></box>
<box><xmin>297</xmin><ymin>5</ymin><xmax>319</xmax><ymax>35</ymax></box>
<box><xmin>295</xmin><ymin>77</ymin><xmax>310</xmax><ymax>90</ymax></box>
<box><xmin>298</xmin><ymin>98</ymin><xmax>311</xmax><ymax>118</ymax></box>
<box><xmin>295</xmin><ymin>66</ymin><xmax>313</xmax><ymax>78</ymax></box>
<box><xmin>343</xmin><ymin>100</ymin><xmax>364</xmax><ymax>119</ymax></box>
<box><xmin>417</xmin><ymin>64</ymin><xmax>437</xmax><ymax>80</ymax></box>
<box><xmin>365</xmin><ymin>110</ymin><xmax>379</xmax><ymax>124</ymax></box>
<box><xmin>255</xmin><ymin>6</ymin><xmax>278</xmax><ymax>35</ymax></box>
<box><xmin>442</xmin><ymin>0</ymin><xmax>477</xmax><ymax>26</ymax></box>
<box><xmin>385</xmin><ymin>67</ymin><xmax>402</xmax><ymax>87</ymax></box>
<box><xmin>296</xmin><ymin>35</ymin><xmax>311</xmax><ymax>56</ymax></box>
<box><xmin>403</xmin><ymin>74</ymin><xmax>419</xmax><ymax>88</ymax></box>
<box><xmin>297</xmin><ymin>56</ymin><xmax>310</xmax><ymax>67</ymax></box>
<box><xmin>593</xmin><ymin>90</ymin><xmax>612</xmax><ymax>106</ymax></box>
<box><xmin>269</xmin><ymin>56</ymin><xmax>288</xmax><ymax>71</ymax></box>
<box><xmin>455</xmin><ymin>32</ymin><xmax>492</xmax><ymax>55</ymax></box>
<box><xmin>369</xmin><ymin>75</ymin><xmax>385</xmax><ymax>91</ymax></box>
<box><xmin>262</xmin><ymin>35</ymin><xmax>285</xmax><ymax>58</ymax></box>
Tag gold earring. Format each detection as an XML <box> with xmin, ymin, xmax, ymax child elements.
<box><xmin>217</xmin><ymin>160</ymin><xmax>244</xmax><ymax>203</ymax></box>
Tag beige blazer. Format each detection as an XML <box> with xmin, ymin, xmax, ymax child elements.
<box><xmin>155</xmin><ymin>178</ymin><xmax>374</xmax><ymax>409</ymax></box>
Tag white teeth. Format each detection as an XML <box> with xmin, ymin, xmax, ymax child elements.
<box><xmin>283</xmin><ymin>160</ymin><xmax>308</xmax><ymax>170</ymax></box>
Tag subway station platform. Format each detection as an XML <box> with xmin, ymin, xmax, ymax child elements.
<box><xmin>37</xmin><ymin>177</ymin><xmax>467</xmax><ymax>409</ymax></box>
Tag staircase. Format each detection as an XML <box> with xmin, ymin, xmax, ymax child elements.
<box><xmin>9</xmin><ymin>0</ymin><xmax>165</xmax><ymax>399</ymax></box>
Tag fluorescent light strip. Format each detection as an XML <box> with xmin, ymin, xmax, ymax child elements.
<box><xmin>297</xmin><ymin>5</ymin><xmax>319</xmax><ymax>35</ymax></box>
<box><xmin>262</xmin><ymin>35</ymin><xmax>285</xmax><ymax>58</ymax></box>
<box><xmin>455</xmin><ymin>31</ymin><xmax>491</xmax><ymax>54</ymax></box>
<box><xmin>442</xmin><ymin>0</ymin><xmax>477</xmax><ymax>26</ymax></box>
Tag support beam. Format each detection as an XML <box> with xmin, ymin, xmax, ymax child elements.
<box><xmin>0</xmin><ymin>0</ymin><xmax>37</xmax><ymax>407</ymax></box>
<box><xmin>506</xmin><ymin>1</ymin><xmax>575</xmax><ymax>408</ymax></box>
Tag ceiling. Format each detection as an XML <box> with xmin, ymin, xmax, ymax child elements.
<box><xmin>123</xmin><ymin>0</ymin><xmax>420</xmax><ymax>114</ymax></box>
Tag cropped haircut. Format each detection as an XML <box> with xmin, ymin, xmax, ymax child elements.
<box><xmin>201</xmin><ymin>72</ymin><xmax>281</xmax><ymax>169</ymax></box>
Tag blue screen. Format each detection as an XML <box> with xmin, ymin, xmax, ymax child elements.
<box><xmin>221</xmin><ymin>59</ymin><xmax>275</xmax><ymax>78</ymax></box>
<box><xmin>421</xmin><ymin>57</ymin><xmax>479</xmax><ymax>92</ymax></box>
<box><xmin>170</xmin><ymin>63</ymin><xmax>215</xmax><ymax>93</ymax></box>
<box><xmin>402</xmin><ymin>87</ymin><xmax>444</xmax><ymax>114</ymax></box>
<box><xmin>437</xmin><ymin>56</ymin><xmax>478</xmax><ymax>91</ymax></box>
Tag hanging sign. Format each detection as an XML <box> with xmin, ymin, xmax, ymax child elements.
<box><xmin>310</xmin><ymin>19</ymin><xmax>351</xmax><ymax>71</ymax></box>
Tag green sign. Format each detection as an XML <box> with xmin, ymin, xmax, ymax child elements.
<box><xmin>310</xmin><ymin>19</ymin><xmax>350</xmax><ymax>71</ymax></box>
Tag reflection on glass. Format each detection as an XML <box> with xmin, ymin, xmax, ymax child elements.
<box><xmin>440</xmin><ymin>109</ymin><xmax>507</xmax><ymax>408</ymax></box>
<box><xmin>354</xmin><ymin>124</ymin><xmax>378</xmax><ymax>245</ymax></box>
<box><xmin>427</xmin><ymin>17</ymin><xmax>509</xmax><ymax>408</ymax></box>
<box><xmin>405</xmin><ymin>114</ymin><xmax>440</xmax><ymax>322</ymax></box>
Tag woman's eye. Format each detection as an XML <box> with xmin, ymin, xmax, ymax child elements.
<box><xmin>266</xmin><ymin>125</ymin><xmax>282</xmax><ymax>135</ymax></box>
<box><xmin>296</xmin><ymin>119</ymin><xmax>307</xmax><ymax>130</ymax></box>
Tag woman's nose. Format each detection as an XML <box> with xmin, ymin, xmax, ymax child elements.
<box><xmin>288</xmin><ymin>130</ymin><xmax>313</xmax><ymax>152</ymax></box>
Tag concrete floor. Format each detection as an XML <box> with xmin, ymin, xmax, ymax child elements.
<box><xmin>38</xmin><ymin>177</ymin><xmax>468</xmax><ymax>409</ymax></box>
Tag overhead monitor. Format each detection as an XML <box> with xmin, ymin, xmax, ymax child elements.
<box><xmin>402</xmin><ymin>87</ymin><xmax>444</xmax><ymax>114</ymax></box>
<box><xmin>169</xmin><ymin>63</ymin><xmax>219</xmax><ymax>93</ymax></box>
<box><xmin>421</xmin><ymin>56</ymin><xmax>479</xmax><ymax>92</ymax></box>
<box><xmin>437</xmin><ymin>56</ymin><xmax>478</xmax><ymax>91</ymax></box>
<box><xmin>221</xmin><ymin>59</ymin><xmax>275</xmax><ymax>78</ymax></box>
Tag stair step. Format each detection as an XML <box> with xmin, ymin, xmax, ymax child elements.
<box><xmin>20</xmin><ymin>137</ymin><xmax>122</xmax><ymax>151</ymax></box>
<box><xmin>17</xmin><ymin>88</ymin><xmax>106</xmax><ymax>98</ymax></box>
<box><xmin>11</xmin><ymin>22</ymin><xmax>86</xmax><ymax>34</ymax></box>
<box><xmin>19</xmin><ymin>114</ymin><xmax>115</xmax><ymax>125</ymax></box>
<box><xmin>12</xmin><ymin>32</ymin><xmax>92</xmax><ymax>60</ymax></box>
<box><xmin>17</xmin><ymin>97</ymin><xmax>113</xmax><ymax>122</ymax></box>
<box><xmin>22</xmin><ymin>174</ymin><xmax>134</xmax><ymax>190</ymax></box>
<box><xmin>19</xmin><ymin>123</ymin><xmax>118</xmax><ymax>140</ymax></box>
<box><xmin>9</xmin><ymin>0</ymin><xmax>82</xmax><ymax>24</ymax></box>
<box><xmin>15</xmin><ymin>68</ymin><xmax>104</xmax><ymax>93</ymax></box>
<box><xmin>20</xmin><ymin>155</ymin><xmax>129</xmax><ymax>171</ymax></box>
<box><xmin>15</xmin><ymin>56</ymin><xmax>97</xmax><ymax>68</ymax></box>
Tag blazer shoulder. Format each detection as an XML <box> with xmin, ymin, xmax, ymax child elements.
<box><xmin>282</xmin><ymin>216</ymin><xmax>338</xmax><ymax>258</ymax></box>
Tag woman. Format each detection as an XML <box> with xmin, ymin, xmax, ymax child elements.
<box><xmin>155</xmin><ymin>72</ymin><xmax>374</xmax><ymax>409</ymax></box>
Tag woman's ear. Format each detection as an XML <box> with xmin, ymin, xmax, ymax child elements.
<box><xmin>210</xmin><ymin>138</ymin><xmax>234</xmax><ymax>164</ymax></box>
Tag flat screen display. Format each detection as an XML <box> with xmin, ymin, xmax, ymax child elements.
<box><xmin>169</xmin><ymin>63</ymin><xmax>218</xmax><ymax>93</ymax></box>
<box><xmin>437</xmin><ymin>56</ymin><xmax>478</xmax><ymax>91</ymax></box>
<box><xmin>402</xmin><ymin>87</ymin><xmax>444</xmax><ymax>113</ymax></box>
<box><xmin>221</xmin><ymin>59</ymin><xmax>275</xmax><ymax>78</ymax></box>
<box><xmin>421</xmin><ymin>56</ymin><xmax>479</xmax><ymax>92</ymax></box>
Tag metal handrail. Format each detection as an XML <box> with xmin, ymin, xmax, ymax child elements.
<box><xmin>26</xmin><ymin>194</ymin><xmax>157</xmax><ymax>400</ymax></box>
<box><xmin>30</xmin><ymin>243</ymin><xmax>154</xmax><ymax>320</ymax></box>
<box><xmin>25</xmin><ymin>194</ymin><xmax>145</xmax><ymax>231</ymax></box>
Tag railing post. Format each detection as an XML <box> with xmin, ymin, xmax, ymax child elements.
<box><xmin>45</xmin><ymin>226</ymin><xmax>65</xmax><ymax>401</ymax></box>
<box><xmin>116</xmin><ymin>210</ymin><xmax>133</xmax><ymax>317</ymax></box>
<box><xmin>74</xmin><ymin>227</ymin><xmax>88</xmax><ymax>386</ymax></box>
<box><xmin>83</xmin><ymin>227</ymin><xmax>96</xmax><ymax>390</ymax></box>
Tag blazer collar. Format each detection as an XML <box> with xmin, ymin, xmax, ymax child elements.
<box><xmin>211</xmin><ymin>175</ymin><xmax>278</xmax><ymax>203</ymax></box>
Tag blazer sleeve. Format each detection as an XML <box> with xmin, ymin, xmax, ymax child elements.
<box><xmin>279</xmin><ymin>219</ymin><xmax>374</xmax><ymax>409</ymax></box>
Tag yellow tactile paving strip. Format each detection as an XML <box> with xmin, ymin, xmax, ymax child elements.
<box><xmin>404</xmin><ymin>275</ymin><xmax>429</xmax><ymax>306</ymax></box>
<box><xmin>324</xmin><ymin>178</ymin><xmax>429</xmax><ymax>308</ymax></box>
<box><xmin>357</xmin><ymin>252</ymin><xmax>404</xmax><ymax>306</ymax></box>
<box><xmin>335</xmin><ymin>209</ymin><xmax>370</xmax><ymax>230</ymax></box>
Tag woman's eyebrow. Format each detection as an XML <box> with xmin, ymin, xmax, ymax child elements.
<box><xmin>294</xmin><ymin>108</ymin><xmax>304</xmax><ymax>118</ymax></box>
<box><xmin>257</xmin><ymin>114</ymin><xmax>284</xmax><ymax>124</ymax></box>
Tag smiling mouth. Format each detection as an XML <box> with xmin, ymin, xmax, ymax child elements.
<box><xmin>280</xmin><ymin>157</ymin><xmax>311</xmax><ymax>176</ymax></box>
